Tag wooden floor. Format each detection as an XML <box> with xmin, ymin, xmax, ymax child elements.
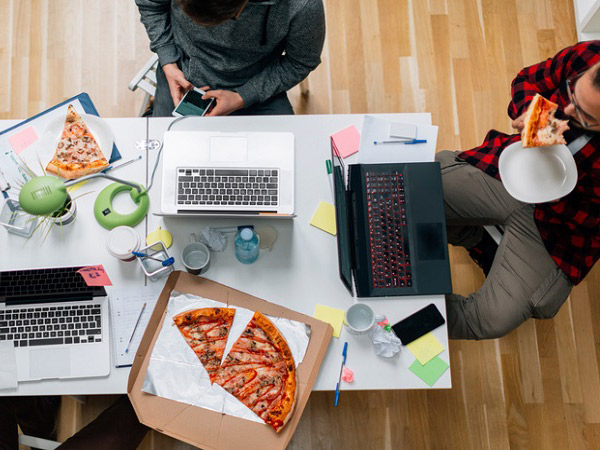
<box><xmin>3</xmin><ymin>0</ymin><xmax>600</xmax><ymax>448</ymax></box>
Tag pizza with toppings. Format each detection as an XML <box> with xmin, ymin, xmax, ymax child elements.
<box><xmin>521</xmin><ymin>94</ymin><xmax>570</xmax><ymax>148</ymax></box>
<box><xmin>173</xmin><ymin>307</ymin><xmax>235</xmax><ymax>382</ymax></box>
<box><xmin>45</xmin><ymin>105</ymin><xmax>110</xmax><ymax>179</ymax></box>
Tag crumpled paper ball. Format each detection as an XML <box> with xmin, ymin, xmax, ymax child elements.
<box><xmin>196</xmin><ymin>227</ymin><xmax>227</xmax><ymax>252</ymax></box>
<box><xmin>342</xmin><ymin>367</ymin><xmax>354</xmax><ymax>383</ymax></box>
<box><xmin>368</xmin><ymin>323</ymin><xmax>401</xmax><ymax>357</ymax></box>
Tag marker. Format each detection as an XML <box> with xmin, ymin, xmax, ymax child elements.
<box><xmin>125</xmin><ymin>302</ymin><xmax>146</xmax><ymax>354</ymax></box>
<box><xmin>132</xmin><ymin>251</ymin><xmax>175</xmax><ymax>266</ymax></box>
<box><xmin>373</xmin><ymin>139</ymin><xmax>427</xmax><ymax>145</ymax></box>
<box><xmin>326</xmin><ymin>159</ymin><xmax>334</xmax><ymax>199</ymax></box>
<box><xmin>334</xmin><ymin>341</ymin><xmax>348</xmax><ymax>407</ymax></box>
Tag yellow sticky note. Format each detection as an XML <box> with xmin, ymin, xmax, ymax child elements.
<box><xmin>67</xmin><ymin>180</ymin><xmax>90</xmax><ymax>193</ymax></box>
<box><xmin>406</xmin><ymin>333</ymin><xmax>444</xmax><ymax>365</ymax></box>
<box><xmin>314</xmin><ymin>304</ymin><xmax>345</xmax><ymax>338</ymax></box>
<box><xmin>310</xmin><ymin>201</ymin><xmax>336</xmax><ymax>235</ymax></box>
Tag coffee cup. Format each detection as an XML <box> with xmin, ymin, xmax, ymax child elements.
<box><xmin>181</xmin><ymin>234</ymin><xmax>210</xmax><ymax>275</ymax></box>
<box><xmin>344</xmin><ymin>303</ymin><xmax>385</xmax><ymax>335</ymax></box>
<box><xmin>106</xmin><ymin>226</ymin><xmax>141</xmax><ymax>262</ymax></box>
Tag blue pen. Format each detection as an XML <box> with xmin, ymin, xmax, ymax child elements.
<box><xmin>334</xmin><ymin>341</ymin><xmax>348</xmax><ymax>407</ymax></box>
<box><xmin>373</xmin><ymin>139</ymin><xmax>427</xmax><ymax>145</ymax></box>
<box><xmin>132</xmin><ymin>251</ymin><xmax>175</xmax><ymax>266</ymax></box>
<box><xmin>403</xmin><ymin>139</ymin><xmax>427</xmax><ymax>145</ymax></box>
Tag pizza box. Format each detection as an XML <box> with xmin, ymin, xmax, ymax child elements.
<box><xmin>127</xmin><ymin>271</ymin><xmax>333</xmax><ymax>450</ymax></box>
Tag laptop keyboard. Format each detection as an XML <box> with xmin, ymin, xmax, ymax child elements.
<box><xmin>0</xmin><ymin>304</ymin><xmax>102</xmax><ymax>347</ymax></box>
<box><xmin>177</xmin><ymin>168</ymin><xmax>279</xmax><ymax>207</ymax></box>
<box><xmin>365</xmin><ymin>170</ymin><xmax>412</xmax><ymax>289</ymax></box>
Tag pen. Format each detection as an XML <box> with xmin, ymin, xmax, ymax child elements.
<box><xmin>373</xmin><ymin>139</ymin><xmax>427</xmax><ymax>145</ymax></box>
<box><xmin>334</xmin><ymin>341</ymin><xmax>348</xmax><ymax>407</ymax></box>
<box><xmin>325</xmin><ymin>159</ymin><xmax>334</xmax><ymax>199</ymax></box>
<box><xmin>125</xmin><ymin>302</ymin><xmax>147</xmax><ymax>354</ymax></box>
<box><xmin>132</xmin><ymin>251</ymin><xmax>175</xmax><ymax>266</ymax></box>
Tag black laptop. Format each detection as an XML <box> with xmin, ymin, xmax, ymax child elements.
<box><xmin>331</xmin><ymin>141</ymin><xmax>452</xmax><ymax>297</ymax></box>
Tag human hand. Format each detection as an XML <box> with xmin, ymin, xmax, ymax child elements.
<box><xmin>203</xmin><ymin>90</ymin><xmax>245</xmax><ymax>116</ymax></box>
<box><xmin>511</xmin><ymin>112</ymin><xmax>527</xmax><ymax>132</ymax></box>
<box><xmin>162</xmin><ymin>63</ymin><xmax>194</xmax><ymax>106</ymax></box>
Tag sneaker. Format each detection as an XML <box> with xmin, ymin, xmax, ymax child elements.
<box><xmin>467</xmin><ymin>231</ymin><xmax>498</xmax><ymax>276</ymax></box>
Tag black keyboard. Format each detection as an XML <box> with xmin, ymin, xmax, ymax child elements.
<box><xmin>177</xmin><ymin>168</ymin><xmax>279</xmax><ymax>207</ymax></box>
<box><xmin>0</xmin><ymin>303</ymin><xmax>102</xmax><ymax>347</ymax></box>
<box><xmin>365</xmin><ymin>170</ymin><xmax>412</xmax><ymax>289</ymax></box>
<box><xmin>0</xmin><ymin>267</ymin><xmax>105</xmax><ymax>301</ymax></box>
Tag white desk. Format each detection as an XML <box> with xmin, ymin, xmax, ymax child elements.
<box><xmin>0</xmin><ymin>114</ymin><xmax>451</xmax><ymax>395</ymax></box>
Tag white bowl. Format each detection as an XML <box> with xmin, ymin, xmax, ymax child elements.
<box><xmin>498</xmin><ymin>141</ymin><xmax>578</xmax><ymax>204</ymax></box>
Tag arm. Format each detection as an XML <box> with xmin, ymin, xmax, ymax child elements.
<box><xmin>235</xmin><ymin>0</ymin><xmax>326</xmax><ymax>107</ymax></box>
<box><xmin>135</xmin><ymin>0</ymin><xmax>180</xmax><ymax>67</ymax></box>
<box><xmin>508</xmin><ymin>41</ymin><xmax>600</xmax><ymax>120</ymax></box>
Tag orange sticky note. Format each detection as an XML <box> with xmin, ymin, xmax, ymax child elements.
<box><xmin>331</xmin><ymin>125</ymin><xmax>360</xmax><ymax>158</ymax></box>
<box><xmin>8</xmin><ymin>126</ymin><xmax>39</xmax><ymax>155</ymax></box>
<box><xmin>77</xmin><ymin>265</ymin><xmax>112</xmax><ymax>286</ymax></box>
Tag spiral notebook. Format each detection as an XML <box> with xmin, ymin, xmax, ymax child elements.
<box><xmin>109</xmin><ymin>285</ymin><xmax>163</xmax><ymax>368</ymax></box>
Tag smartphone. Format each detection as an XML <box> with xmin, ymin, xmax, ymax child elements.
<box><xmin>172</xmin><ymin>88</ymin><xmax>215</xmax><ymax>117</ymax></box>
<box><xmin>391</xmin><ymin>304</ymin><xmax>445</xmax><ymax>345</ymax></box>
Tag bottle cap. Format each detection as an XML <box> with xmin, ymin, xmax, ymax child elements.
<box><xmin>240</xmin><ymin>228</ymin><xmax>253</xmax><ymax>241</ymax></box>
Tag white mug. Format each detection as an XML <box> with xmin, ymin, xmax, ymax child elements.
<box><xmin>344</xmin><ymin>303</ymin><xmax>385</xmax><ymax>335</ymax></box>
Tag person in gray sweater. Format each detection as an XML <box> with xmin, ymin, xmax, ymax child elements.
<box><xmin>135</xmin><ymin>0</ymin><xmax>326</xmax><ymax>116</ymax></box>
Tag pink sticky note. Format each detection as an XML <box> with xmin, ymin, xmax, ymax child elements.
<box><xmin>77</xmin><ymin>265</ymin><xmax>113</xmax><ymax>287</ymax></box>
<box><xmin>331</xmin><ymin>125</ymin><xmax>360</xmax><ymax>158</ymax></box>
<box><xmin>8</xmin><ymin>126</ymin><xmax>39</xmax><ymax>155</ymax></box>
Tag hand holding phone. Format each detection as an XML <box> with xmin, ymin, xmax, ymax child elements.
<box><xmin>391</xmin><ymin>304</ymin><xmax>445</xmax><ymax>345</ymax></box>
<box><xmin>172</xmin><ymin>88</ymin><xmax>215</xmax><ymax>117</ymax></box>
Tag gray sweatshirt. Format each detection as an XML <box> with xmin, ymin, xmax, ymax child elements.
<box><xmin>135</xmin><ymin>0</ymin><xmax>326</xmax><ymax>107</ymax></box>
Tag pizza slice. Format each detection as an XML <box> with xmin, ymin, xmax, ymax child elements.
<box><xmin>521</xmin><ymin>93</ymin><xmax>569</xmax><ymax>147</ymax></box>
<box><xmin>46</xmin><ymin>104</ymin><xmax>110</xmax><ymax>179</ymax></box>
<box><xmin>173</xmin><ymin>307</ymin><xmax>236</xmax><ymax>382</ymax></box>
<box><xmin>213</xmin><ymin>312</ymin><xmax>296</xmax><ymax>433</ymax></box>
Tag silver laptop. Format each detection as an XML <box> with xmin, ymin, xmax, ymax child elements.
<box><xmin>158</xmin><ymin>131</ymin><xmax>295</xmax><ymax>217</ymax></box>
<box><xmin>0</xmin><ymin>266</ymin><xmax>110</xmax><ymax>381</ymax></box>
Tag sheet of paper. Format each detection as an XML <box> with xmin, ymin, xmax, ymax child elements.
<box><xmin>8</xmin><ymin>126</ymin><xmax>39</xmax><ymax>155</ymax></box>
<box><xmin>389</xmin><ymin>122</ymin><xmax>417</xmax><ymax>140</ymax></box>
<box><xmin>143</xmin><ymin>292</ymin><xmax>311</xmax><ymax>425</ymax></box>
<box><xmin>408</xmin><ymin>355</ymin><xmax>449</xmax><ymax>387</ymax></box>
<box><xmin>313</xmin><ymin>304</ymin><xmax>345</xmax><ymax>338</ymax></box>
<box><xmin>77</xmin><ymin>265</ymin><xmax>112</xmax><ymax>286</ymax></box>
<box><xmin>331</xmin><ymin>125</ymin><xmax>360</xmax><ymax>158</ymax></box>
<box><xmin>406</xmin><ymin>332</ymin><xmax>444</xmax><ymax>365</ymax></box>
<box><xmin>0</xmin><ymin>341</ymin><xmax>18</xmax><ymax>390</ymax></box>
<box><xmin>358</xmin><ymin>115</ymin><xmax>438</xmax><ymax>164</ymax></box>
<box><xmin>310</xmin><ymin>201</ymin><xmax>337</xmax><ymax>235</ymax></box>
<box><xmin>109</xmin><ymin>284</ymin><xmax>164</xmax><ymax>367</ymax></box>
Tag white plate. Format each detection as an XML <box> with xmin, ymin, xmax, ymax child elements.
<box><xmin>498</xmin><ymin>141</ymin><xmax>578</xmax><ymax>203</ymax></box>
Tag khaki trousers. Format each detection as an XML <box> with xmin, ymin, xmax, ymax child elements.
<box><xmin>436</xmin><ymin>151</ymin><xmax>573</xmax><ymax>340</ymax></box>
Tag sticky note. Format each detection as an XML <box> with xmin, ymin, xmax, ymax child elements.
<box><xmin>406</xmin><ymin>332</ymin><xmax>444</xmax><ymax>365</ymax></box>
<box><xmin>331</xmin><ymin>125</ymin><xmax>360</xmax><ymax>158</ymax></box>
<box><xmin>310</xmin><ymin>201</ymin><xmax>336</xmax><ymax>235</ymax></box>
<box><xmin>8</xmin><ymin>126</ymin><xmax>39</xmax><ymax>155</ymax></box>
<box><xmin>314</xmin><ymin>304</ymin><xmax>345</xmax><ymax>338</ymax></box>
<box><xmin>409</xmin><ymin>356</ymin><xmax>449</xmax><ymax>387</ymax></box>
<box><xmin>0</xmin><ymin>342</ymin><xmax>17</xmax><ymax>390</ymax></box>
<box><xmin>77</xmin><ymin>265</ymin><xmax>113</xmax><ymax>286</ymax></box>
<box><xmin>67</xmin><ymin>180</ymin><xmax>90</xmax><ymax>193</ymax></box>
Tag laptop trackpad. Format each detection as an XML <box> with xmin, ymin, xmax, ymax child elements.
<box><xmin>29</xmin><ymin>348</ymin><xmax>70</xmax><ymax>379</ymax></box>
<box><xmin>416</xmin><ymin>223</ymin><xmax>445</xmax><ymax>261</ymax></box>
<box><xmin>209</xmin><ymin>137</ymin><xmax>248</xmax><ymax>162</ymax></box>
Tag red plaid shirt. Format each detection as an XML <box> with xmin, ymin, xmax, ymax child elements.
<box><xmin>459</xmin><ymin>41</ymin><xmax>600</xmax><ymax>285</ymax></box>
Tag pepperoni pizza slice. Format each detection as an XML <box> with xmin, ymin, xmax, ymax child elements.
<box><xmin>46</xmin><ymin>104</ymin><xmax>110</xmax><ymax>179</ymax></box>
<box><xmin>213</xmin><ymin>311</ymin><xmax>296</xmax><ymax>433</ymax></box>
<box><xmin>173</xmin><ymin>307</ymin><xmax>236</xmax><ymax>382</ymax></box>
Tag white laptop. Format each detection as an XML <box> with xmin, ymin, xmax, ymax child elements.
<box><xmin>158</xmin><ymin>131</ymin><xmax>295</xmax><ymax>217</ymax></box>
<box><xmin>0</xmin><ymin>266</ymin><xmax>110</xmax><ymax>382</ymax></box>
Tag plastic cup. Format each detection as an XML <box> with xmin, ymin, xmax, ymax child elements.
<box><xmin>106</xmin><ymin>226</ymin><xmax>141</xmax><ymax>262</ymax></box>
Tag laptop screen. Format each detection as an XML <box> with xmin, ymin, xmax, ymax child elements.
<box><xmin>331</xmin><ymin>139</ymin><xmax>353</xmax><ymax>293</ymax></box>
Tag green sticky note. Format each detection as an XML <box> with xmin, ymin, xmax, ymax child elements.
<box><xmin>408</xmin><ymin>356</ymin><xmax>449</xmax><ymax>387</ymax></box>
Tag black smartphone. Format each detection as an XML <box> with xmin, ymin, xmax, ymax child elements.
<box><xmin>391</xmin><ymin>304</ymin><xmax>445</xmax><ymax>345</ymax></box>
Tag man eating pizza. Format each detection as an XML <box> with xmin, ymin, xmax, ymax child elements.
<box><xmin>135</xmin><ymin>0</ymin><xmax>325</xmax><ymax>117</ymax></box>
<box><xmin>435</xmin><ymin>41</ymin><xmax>600</xmax><ymax>340</ymax></box>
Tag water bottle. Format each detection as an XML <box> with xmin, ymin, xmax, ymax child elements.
<box><xmin>234</xmin><ymin>227</ymin><xmax>259</xmax><ymax>264</ymax></box>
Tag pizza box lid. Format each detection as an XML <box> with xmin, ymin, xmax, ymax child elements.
<box><xmin>127</xmin><ymin>271</ymin><xmax>333</xmax><ymax>450</ymax></box>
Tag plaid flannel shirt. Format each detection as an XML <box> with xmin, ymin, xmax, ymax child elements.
<box><xmin>459</xmin><ymin>41</ymin><xmax>600</xmax><ymax>285</ymax></box>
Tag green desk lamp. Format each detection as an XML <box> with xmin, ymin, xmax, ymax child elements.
<box><xmin>19</xmin><ymin>172</ymin><xmax>149</xmax><ymax>230</ymax></box>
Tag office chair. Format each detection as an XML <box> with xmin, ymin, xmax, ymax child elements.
<box><xmin>128</xmin><ymin>54</ymin><xmax>159</xmax><ymax>117</ymax></box>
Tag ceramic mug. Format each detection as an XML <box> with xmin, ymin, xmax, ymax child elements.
<box><xmin>181</xmin><ymin>233</ymin><xmax>210</xmax><ymax>275</ymax></box>
<box><xmin>344</xmin><ymin>303</ymin><xmax>385</xmax><ymax>335</ymax></box>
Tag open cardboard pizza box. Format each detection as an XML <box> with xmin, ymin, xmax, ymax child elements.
<box><xmin>128</xmin><ymin>271</ymin><xmax>332</xmax><ymax>450</ymax></box>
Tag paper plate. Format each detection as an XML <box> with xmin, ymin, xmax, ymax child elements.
<box><xmin>499</xmin><ymin>141</ymin><xmax>578</xmax><ymax>204</ymax></box>
<box><xmin>22</xmin><ymin>113</ymin><xmax>115</xmax><ymax>174</ymax></box>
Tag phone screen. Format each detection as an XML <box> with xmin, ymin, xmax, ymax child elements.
<box><xmin>391</xmin><ymin>304</ymin><xmax>445</xmax><ymax>345</ymax></box>
<box><xmin>173</xmin><ymin>90</ymin><xmax>214</xmax><ymax>116</ymax></box>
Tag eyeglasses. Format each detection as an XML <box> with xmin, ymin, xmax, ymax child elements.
<box><xmin>566</xmin><ymin>71</ymin><xmax>600</xmax><ymax>129</ymax></box>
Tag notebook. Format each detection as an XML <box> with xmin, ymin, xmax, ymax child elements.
<box><xmin>109</xmin><ymin>285</ymin><xmax>162</xmax><ymax>368</ymax></box>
